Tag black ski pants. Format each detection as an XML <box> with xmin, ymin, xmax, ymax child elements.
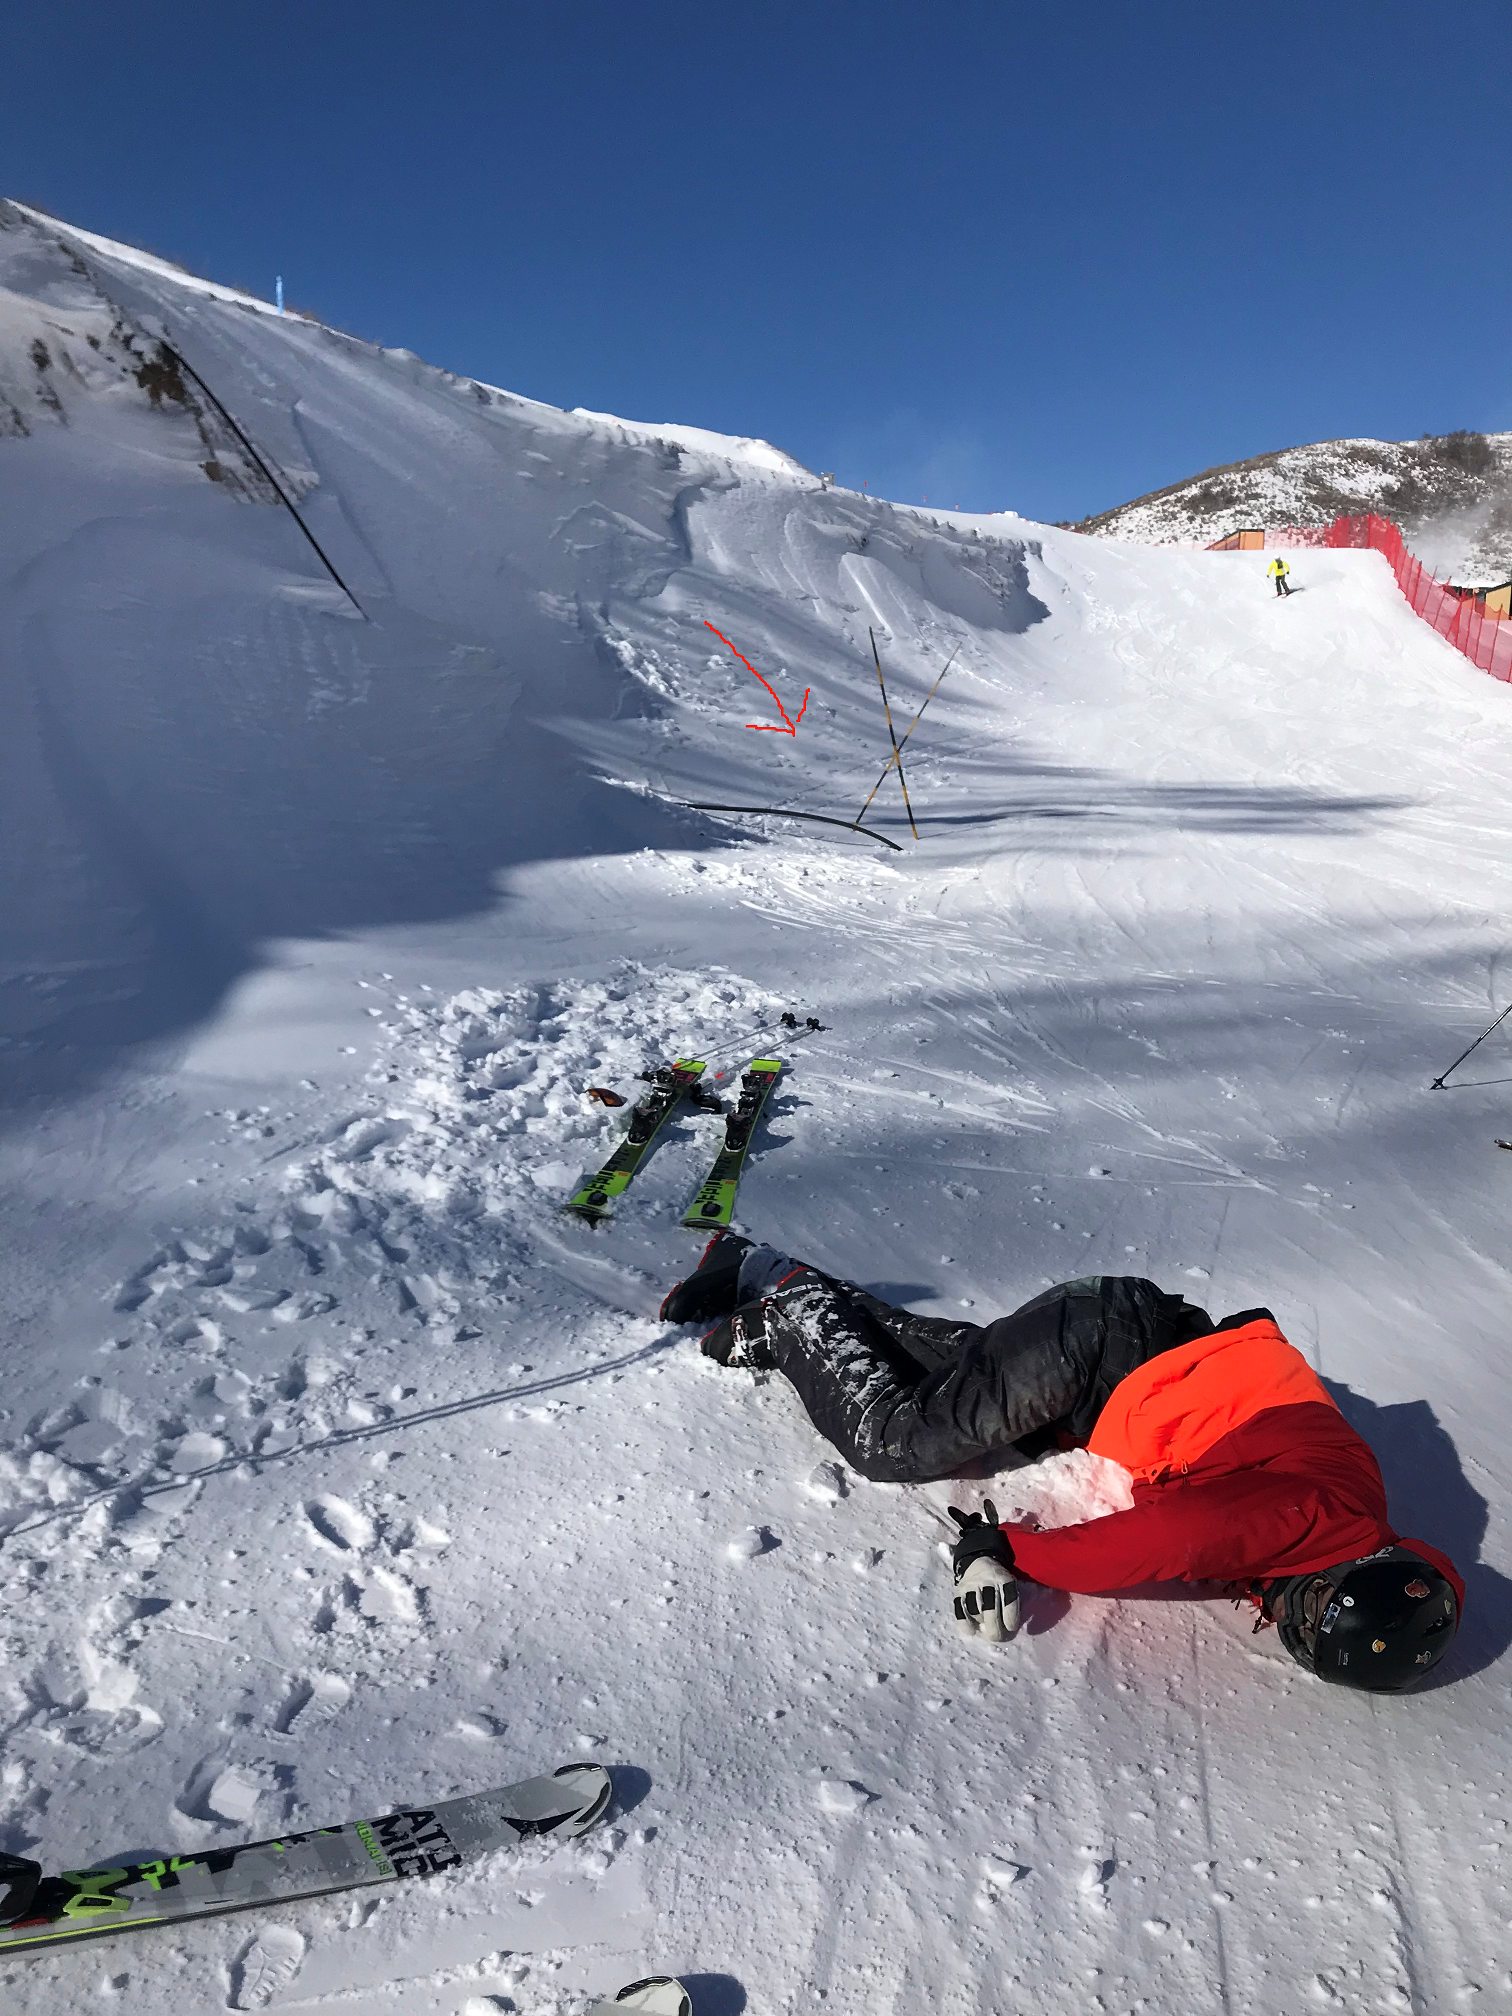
<box><xmin>760</xmin><ymin>1271</ymin><xmax>1207</xmax><ymax>1484</ymax></box>
<box><xmin>1274</xmin><ymin>574</ymin><xmax>1290</xmax><ymax>596</ymax></box>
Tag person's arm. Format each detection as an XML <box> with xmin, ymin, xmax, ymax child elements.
<box><xmin>1005</xmin><ymin>1469</ymin><xmax>1389</xmax><ymax>1594</ymax></box>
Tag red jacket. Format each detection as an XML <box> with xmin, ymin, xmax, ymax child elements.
<box><xmin>1004</xmin><ymin>1320</ymin><xmax>1465</xmax><ymax>1609</ymax></box>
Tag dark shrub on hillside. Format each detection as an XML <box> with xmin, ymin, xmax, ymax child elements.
<box><xmin>1428</xmin><ymin>430</ymin><xmax>1494</xmax><ymax>476</ymax></box>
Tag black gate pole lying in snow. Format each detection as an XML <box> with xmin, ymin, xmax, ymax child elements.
<box><xmin>680</xmin><ymin>802</ymin><xmax>903</xmax><ymax>852</ymax></box>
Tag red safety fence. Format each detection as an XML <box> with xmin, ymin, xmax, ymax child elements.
<box><xmin>1259</xmin><ymin>526</ymin><xmax>1332</xmax><ymax>550</ymax></box>
<box><xmin>1209</xmin><ymin>513</ymin><xmax>1512</xmax><ymax>684</ymax></box>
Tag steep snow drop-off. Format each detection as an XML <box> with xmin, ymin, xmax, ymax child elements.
<box><xmin>1</xmin><ymin>203</ymin><xmax>1511</xmax><ymax>2016</ymax></box>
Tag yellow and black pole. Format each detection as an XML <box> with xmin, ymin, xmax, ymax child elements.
<box><xmin>866</xmin><ymin>627</ymin><xmax>918</xmax><ymax>840</ymax></box>
<box><xmin>855</xmin><ymin>643</ymin><xmax>958</xmax><ymax>829</ymax></box>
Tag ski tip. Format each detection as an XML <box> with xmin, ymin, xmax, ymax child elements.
<box><xmin>547</xmin><ymin>1762</ymin><xmax>614</xmax><ymax>1832</ymax></box>
<box><xmin>588</xmin><ymin>1979</ymin><xmax>693</xmax><ymax>2016</ymax></box>
<box><xmin>489</xmin><ymin>1762</ymin><xmax>614</xmax><ymax>1838</ymax></box>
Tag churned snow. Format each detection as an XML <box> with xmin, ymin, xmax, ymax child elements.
<box><xmin>1</xmin><ymin>199</ymin><xmax>1511</xmax><ymax>2014</ymax></box>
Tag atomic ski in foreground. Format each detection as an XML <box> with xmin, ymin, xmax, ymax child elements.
<box><xmin>0</xmin><ymin>1763</ymin><xmax>610</xmax><ymax>1956</ymax></box>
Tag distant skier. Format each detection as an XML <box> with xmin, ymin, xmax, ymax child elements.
<box><xmin>1268</xmin><ymin>555</ymin><xmax>1292</xmax><ymax>597</ymax></box>
<box><xmin>662</xmin><ymin>1238</ymin><xmax>1463</xmax><ymax>1692</ymax></box>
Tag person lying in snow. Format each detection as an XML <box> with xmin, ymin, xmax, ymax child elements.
<box><xmin>661</xmin><ymin>1235</ymin><xmax>1463</xmax><ymax>1693</ymax></box>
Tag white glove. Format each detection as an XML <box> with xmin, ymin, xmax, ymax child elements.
<box><xmin>948</xmin><ymin>1500</ymin><xmax>1021</xmax><ymax>1643</ymax></box>
<box><xmin>952</xmin><ymin>1555</ymin><xmax>1021</xmax><ymax>1642</ymax></box>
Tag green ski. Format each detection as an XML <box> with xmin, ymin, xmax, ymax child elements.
<box><xmin>680</xmin><ymin>1059</ymin><xmax>783</xmax><ymax>1229</ymax></box>
<box><xmin>565</xmin><ymin>1058</ymin><xmax>711</xmax><ymax>1222</ymax></box>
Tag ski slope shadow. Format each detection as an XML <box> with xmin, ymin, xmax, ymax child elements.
<box><xmin>0</xmin><ymin>521</ymin><xmax>696</xmax><ymax>1121</ymax></box>
<box><xmin>797</xmin><ymin>685</ymin><xmax>1411</xmax><ymax>841</ymax></box>
<box><xmin>1325</xmin><ymin>1379</ymin><xmax>1512</xmax><ymax>1686</ymax></box>
<box><xmin>677</xmin><ymin>1978</ymin><xmax>747</xmax><ymax>2016</ymax></box>
<box><xmin>901</xmin><ymin>777</ymin><xmax>1408</xmax><ymax>837</ymax></box>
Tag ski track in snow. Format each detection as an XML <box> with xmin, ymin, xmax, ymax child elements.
<box><xmin>1</xmin><ymin>203</ymin><xmax>1511</xmax><ymax>2014</ymax></box>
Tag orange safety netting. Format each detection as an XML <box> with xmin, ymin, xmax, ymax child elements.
<box><xmin>1210</xmin><ymin>513</ymin><xmax>1512</xmax><ymax>684</ymax></box>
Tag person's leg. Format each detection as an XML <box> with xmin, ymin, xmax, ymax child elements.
<box><xmin>843</xmin><ymin>1288</ymin><xmax>979</xmax><ymax>1372</ymax></box>
<box><xmin>731</xmin><ymin>1249</ymin><xmax>980</xmax><ymax>1372</ymax></box>
<box><xmin>723</xmin><ymin>1250</ymin><xmax>974</xmax><ymax>1367</ymax></box>
<box><xmin>699</xmin><ymin>1249</ymin><xmax>973</xmax><ymax>1381</ymax></box>
<box><xmin>755</xmin><ymin>1271</ymin><xmax>1092</xmax><ymax>1482</ymax></box>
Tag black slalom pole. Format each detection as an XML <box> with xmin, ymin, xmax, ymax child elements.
<box><xmin>1429</xmin><ymin>1000</ymin><xmax>1512</xmax><ymax>1089</ymax></box>
<box><xmin>163</xmin><ymin>343</ymin><xmax>368</xmax><ymax>621</ymax></box>
<box><xmin>680</xmin><ymin>801</ymin><xmax>903</xmax><ymax>852</ymax></box>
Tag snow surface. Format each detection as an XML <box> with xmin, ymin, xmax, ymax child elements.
<box><xmin>2</xmin><ymin>199</ymin><xmax>1512</xmax><ymax>2015</ymax></box>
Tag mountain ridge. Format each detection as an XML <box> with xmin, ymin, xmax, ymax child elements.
<box><xmin>1072</xmin><ymin>429</ymin><xmax>1512</xmax><ymax>585</ymax></box>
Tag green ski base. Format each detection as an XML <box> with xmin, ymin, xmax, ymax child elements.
<box><xmin>681</xmin><ymin>1059</ymin><xmax>783</xmax><ymax>1229</ymax></box>
<box><xmin>565</xmin><ymin>1059</ymin><xmax>708</xmax><ymax>1223</ymax></box>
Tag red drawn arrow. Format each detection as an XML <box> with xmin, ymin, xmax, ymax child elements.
<box><xmin>706</xmin><ymin>621</ymin><xmax>810</xmax><ymax>735</ymax></box>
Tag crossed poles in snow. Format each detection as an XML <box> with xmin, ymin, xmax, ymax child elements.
<box><xmin>853</xmin><ymin>628</ymin><xmax>959</xmax><ymax>839</ymax></box>
<box><xmin>682</xmin><ymin>626</ymin><xmax>958</xmax><ymax>851</ymax></box>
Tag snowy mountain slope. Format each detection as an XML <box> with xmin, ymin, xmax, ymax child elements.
<box><xmin>1076</xmin><ymin>429</ymin><xmax>1512</xmax><ymax>586</ymax></box>
<box><xmin>2</xmin><ymin>203</ymin><xmax>1512</xmax><ymax>2016</ymax></box>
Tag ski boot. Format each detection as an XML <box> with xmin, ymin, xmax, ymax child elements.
<box><xmin>698</xmin><ymin>1259</ymin><xmax>821</xmax><ymax>1369</ymax></box>
<box><xmin>698</xmin><ymin>1299</ymin><xmax>776</xmax><ymax>1370</ymax></box>
<box><xmin>659</xmin><ymin>1231</ymin><xmax>753</xmax><ymax>1325</ymax></box>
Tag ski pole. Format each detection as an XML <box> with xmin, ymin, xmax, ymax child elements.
<box><xmin>1429</xmin><ymin>1000</ymin><xmax>1512</xmax><ymax>1089</ymax></box>
<box><xmin>698</xmin><ymin>1016</ymin><xmax>826</xmax><ymax>1080</ymax></box>
<box><xmin>854</xmin><ymin>643</ymin><xmax>960</xmax><ymax>827</ymax></box>
<box><xmin>866</xmin><ymin>628</ymin><xmax>918</xmax><ymax>840</ymax></box>
<box><xmin>633</xmin><ymin>1011</ymin><xmax>824</xmax><ymax>1083</ymax></box>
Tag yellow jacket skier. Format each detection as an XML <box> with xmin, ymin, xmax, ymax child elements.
<box><xmin>1268</xmin><ymin>556</ymin><xmax>1292</xmax><ymax>597</ymax></box>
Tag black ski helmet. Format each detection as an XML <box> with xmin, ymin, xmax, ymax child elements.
<box><xmin>1267</xmin><ymin>1546</ymin><xmax>1458</xmax><ymax>1691</ymax></box>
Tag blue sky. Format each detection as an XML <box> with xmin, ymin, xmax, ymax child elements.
<box><xmin>5</xmin><ymin>2</ymin><xmax>1508</xmax><ymax>520</ymax></box>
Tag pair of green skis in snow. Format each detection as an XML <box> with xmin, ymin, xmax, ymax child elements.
<box><xmin>564</xmin><ymin>1054</ymin><xmax>785</xmax><ymax>1229</ymax></box>
<box><xmin>0</xmin><ymin>1762</ymin><xmax>690</xmax><ymax>2011</ymax></box>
